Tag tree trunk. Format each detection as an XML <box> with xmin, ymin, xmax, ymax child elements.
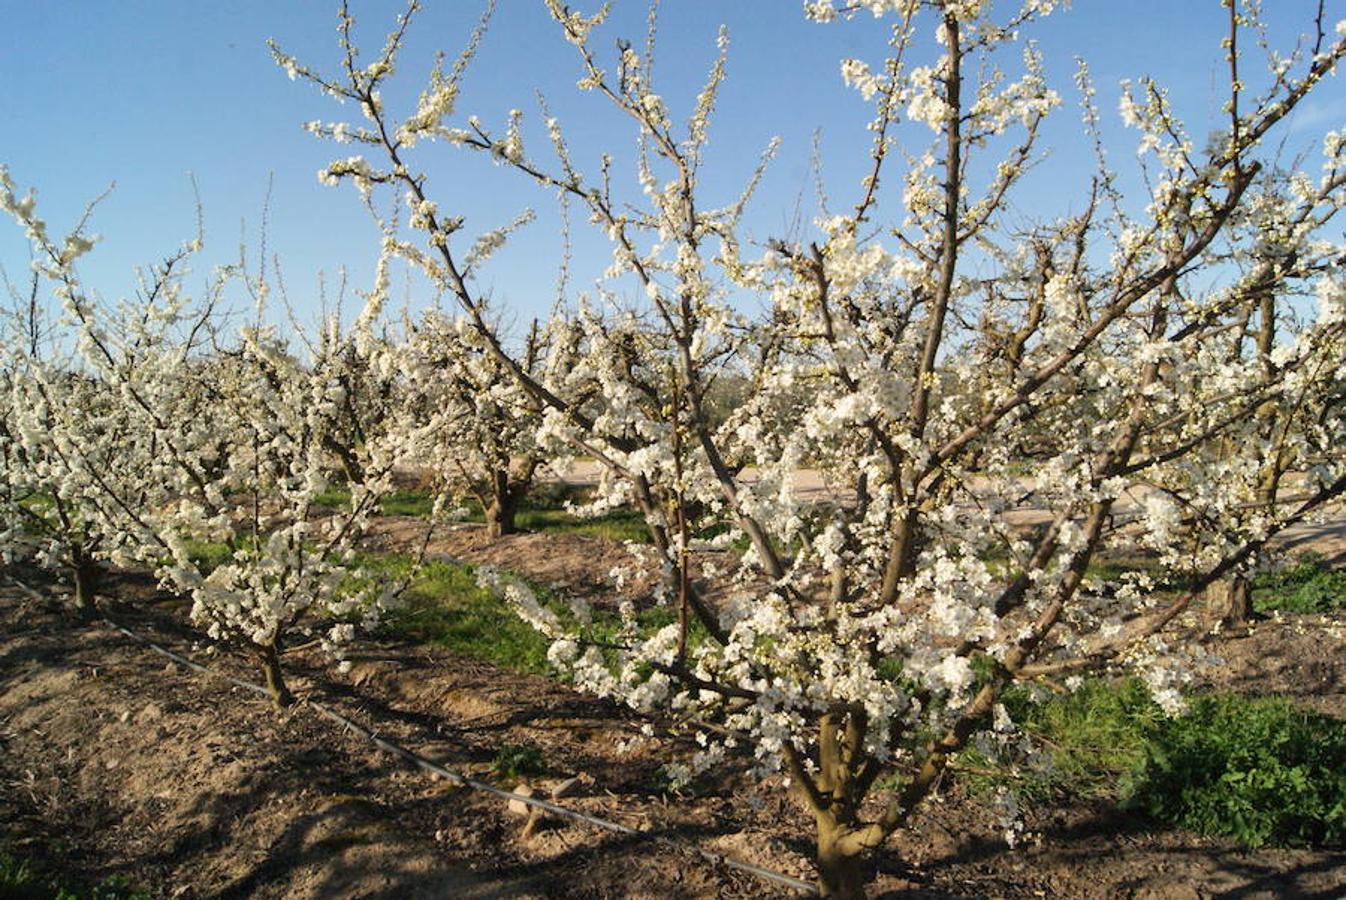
<box><xmin>259</xmin><ymin>642</ymin><xmax>295</xmax><ymax>710</ymax></box>
<box><xmin>816</xmin><ymin>814</ymin><xmax>867</xmax><ymax>899</ymax></box>
<box><xmin>71</xmin><ymin>553</ymin><xmax>100</xmax><ymax>618</ymax></box>
<box><xmin>1207</xmin><ymin>574</ymin><xmax>1252</xmax><ymax>627</ymax></box>
<box><xmin>485</xmin><ymin>469</ymin><xmax>519</xmax><ymax>539</ymax></box>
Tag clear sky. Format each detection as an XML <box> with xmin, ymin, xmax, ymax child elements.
<box><xmin>2</xmin><ymin>1</ymin><xmax>1342</xmax><ymax>331</ymax></box>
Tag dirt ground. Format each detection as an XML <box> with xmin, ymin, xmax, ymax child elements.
<box><xmin>2</xmin><ymin>531</ymin><xmax>1346</xmax><ymax>898</ymax></box>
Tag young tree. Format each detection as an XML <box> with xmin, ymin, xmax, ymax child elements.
<box><xmin>147</xmin><ymin>262</ymin><xmax>406</xmax><ymax>708</ymax></box>
<box><xmin>281</xmin><ymin>1</ymin><xmax>1346</xmax><ymax>894</ymax></box>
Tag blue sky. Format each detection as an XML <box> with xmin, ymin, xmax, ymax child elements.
<box><xmin>2</xmin><ymin>1</ymin><xmax>1342</xmax><ymax>331</ymax></box>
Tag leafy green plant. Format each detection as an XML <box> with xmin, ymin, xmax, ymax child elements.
<box><xmin>960</xmin><ymin>680</ymin><xmax>1346</xmax><ymax>849</ymax></box>
<box><xmin>1252</xmin><ymin>552</ymin><xmax>1346</xmax><ymax>614</ymax></box>
<box><xmin>1128</xmin><ymin>694</ymin><xmax>1346</xmax><ymax>848</ymax></box>
<box><xmin>492</xmin><ymin>743</ymin><xmax>545</xmax><ymax>778</ymax></box>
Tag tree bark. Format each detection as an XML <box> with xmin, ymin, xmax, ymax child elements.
<box><xmin>485</xmin><ymin>470</ymin><xmax>519</xmax><ymax>539</ymax></box>
<box><xmin>71</xmin><ymin>552</ymin><xmax>100</xmax><ymax>618</ymax></box>
<box><xmin>816</xmin><ymin>814</ymin><xmax>867</xmax><ymax>899</ymax></box>
<box><xmin>1207</xmin><ymin>574</ymin><xmax>1252</xmax><ymax>627</ymax></box>
<box><xmin>259</xmin><ymin>642</ymin><xmax>295</xmax><ymax>710</ymax></box>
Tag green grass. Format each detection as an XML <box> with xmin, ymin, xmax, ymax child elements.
<box><xmin>509</xmin><ymin>504</ymin><xmax>651</xmax><ymax>544</ymax></box>
<box><xmin>471</xmin><ymin>483</ymin><xmax>654</xmax><ymax>544</ymax></box>
<box><xmin>312</xmin><ymin>485</ymin><xmax>354</xmax><ymax>508</ymax></box>
<box><xmin>311</xmin><ymin>486</ymin><xmax>437</xmax><ymax>518</ymax></box>
<box><xmin>363</xmin><ymin>550</ymin><xmax>711</xmax><ymax>683</ymax></box>
<box><xmin>380</xmin><ymin>489</ymin><xmax>437</xmax><ymax>517</ymax></box>
<box><xmin>309</xmin><ymin>476</ymin><xmax>790</xmax><ymax>550</ymax></box>
<box><xmin>0</xmin><ymin>847</ymin><xmax>148</xmax><ymax>900</ymax></box>
<box><xmin>959</xmin><ymin>678</ymin><xmax>1164</xmax><ymax>802</ymax></box>
<box><xmin>312</xmin><ymin>480</ymin><xmax>655</xmax><ymax>543</ymax></box>
<box><xmin>181</xmin><ymin>538</ymin><xmax>236</xmax><ymax>574</ymax></box>
<box><xmin>18</xmin><ymin>492</ymin><xmax>56</xmax><ymax>516</ymax></box>
<box><xmin>1083</xmin><ymin>555</ymin><xmax>1199</xmax><ymax>593</ymax></box>
<box><xmin>167</xmin><ymin>539</ymin><xmax>580</xmax><ymax>677</ymax></box>
<box><xmin>360</xmin><ymin>554</ymin><xmax>555</xmax><ymax>675</ymax></box>
<box><xmin>979</xmin><ymin>552</ymin><xmax>1198</xmax><ymax>595</ymax></box>
<box><xmin>1253</xmin><ymin>552</ymin><xmax>1346</xmax><ymax>614</ymax></box>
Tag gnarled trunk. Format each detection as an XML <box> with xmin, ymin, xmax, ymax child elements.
<box><xmin>816</xmin><ymin>813</ymin><xmax>867</xmax><ymax>899</ymax></box>
<box><xmin>485</xmin><ymin>470</ymin><xmax>519</xmax><ymax>539</ymax></box>
<box><xmin>485</xmin><ymin>459</ymin><xmax>538</xmax><ymax>539</ymax></box>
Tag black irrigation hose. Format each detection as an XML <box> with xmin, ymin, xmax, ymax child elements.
<box><xmin>69</xmin><ymin>607</ymin><xmax>819</xmax><ymax>896</ymax></box>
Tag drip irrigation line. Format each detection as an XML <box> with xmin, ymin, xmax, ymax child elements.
<box><xmin>79</xmin><ymin>608</ymin><xmax>817</xmax><ymax>896</ymax></box>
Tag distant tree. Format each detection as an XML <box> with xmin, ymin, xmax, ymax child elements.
<box><xmin>0</xmin><ymin>181</ymin><xmax>207</xmax><ymax>616</ymax></box>
<box><xmin>392</xmin><ymin>310</ymin><xmax>564</xmax><ymax>537</ymax></box>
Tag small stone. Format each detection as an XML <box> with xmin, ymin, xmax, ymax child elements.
<box><xmin>118</xmin><ymin>710</ymin><xmax>131</xmax><ymax>723</ymax></box>
<box><xmin>550</xmin><ymin>776</ymin><xmax>583</xmax><ymax>800</ymax></box>
<box><xmin>506</xmin><ymin>783</ymin><xmax>536</xmax><ymax>817</ymax></box>
<box><xmin>348</xmin><ymin>661</ymin><xmax>390</xmax><ymax>688</ymax></box>
<box><xmin>162</xmin><ymin>661</ymin><xmax>180</xmax><ymax>675</ymax></box>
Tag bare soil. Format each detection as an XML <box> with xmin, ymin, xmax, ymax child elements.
<box><xmin>2</xmin><ymin>535</ymin><xmax>1345</xmax><ymax>898</ymax></box>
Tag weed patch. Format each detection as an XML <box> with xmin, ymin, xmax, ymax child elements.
<box><xmin>0</xmin><ymin>846</ymin><xmax>148</xmax><ymax>899</ymax></box>
<box><xmin>962</xmin><ymin>680</ymin><xmax>1346</xmax><ymax>849</ymax></box>
<box><xmin>959</xmin><ymin>678</ymin><xmax>1163</xmax><ymax>802</ymax></box>
<box><xmin>1253</xmin><ymin>552</ymin><xmax>1346</xmax><ymax>614</ymax></box>
<box><xmin>492</xmin><ymin>743</ymin><xmax>545</xmax><ymax>778</ymax></box>
<box><xmin>1129</xmin><ymin>694</ymin><xmax>1346</xmax><ymax>848</ymax></box>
